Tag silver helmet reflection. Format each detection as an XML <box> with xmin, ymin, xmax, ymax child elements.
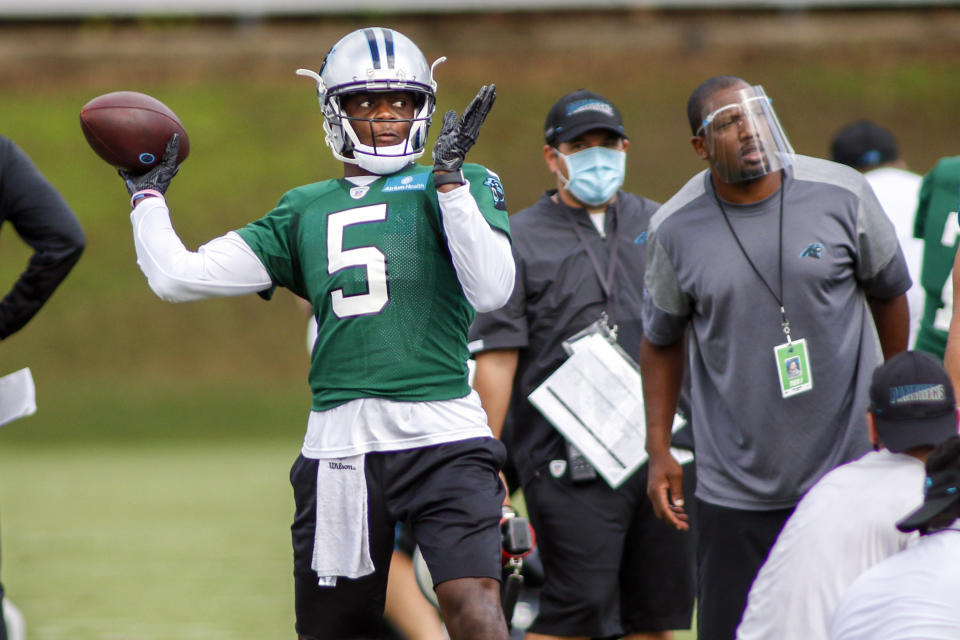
<box><xmin>297</xmin><ymin>27</ymin><xmax>445</xmax><ymax>175</ymax></box>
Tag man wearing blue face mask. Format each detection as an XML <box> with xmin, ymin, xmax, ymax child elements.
<box><xmin>469</xmin><ymin>89</ymin><xmax>696</xmax><ymax>640</ymax></box>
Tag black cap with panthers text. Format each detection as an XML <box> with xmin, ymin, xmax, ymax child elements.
<box><xmin>869</xmin><ymin>351</ymin><xmax>958</xmax><ymax>454</ymax></box>
<box><xmin>544</xmin><ymin>89</ymin><xmax>627</xmax><ymax>146</ymax></box>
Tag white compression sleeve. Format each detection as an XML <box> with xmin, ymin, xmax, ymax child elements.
<box><xmin>437</xmin><ymin>182</ymin><xmax>515</xmax><ymax>312</ymax></box>
<box><xmin>130</xmin><ymin>197</ymin><xmax>273</xmax><ymax>302</ymax></box>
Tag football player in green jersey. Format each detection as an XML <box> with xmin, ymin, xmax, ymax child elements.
<box><xmin>120</xmin><ymin>27</ymin><xmax>514</xmax><ymax>640</ymax></box>
<box><xmin>915</xmin><ymin>156</ymin><xmax>960</xmax><ymax>360</ymax></box>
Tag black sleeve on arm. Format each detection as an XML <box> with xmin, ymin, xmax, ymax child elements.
<box><xmin>0</xmin><ymin>137</ymin><xmax>86</xmax><ymax>339</ymax></box>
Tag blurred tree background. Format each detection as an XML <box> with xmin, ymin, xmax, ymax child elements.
<box><xmin>2</xmin><ymin>10</ymin><xmax>960</xmax><ymax>435</ymax></box>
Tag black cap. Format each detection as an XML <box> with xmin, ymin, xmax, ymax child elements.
<box><xmin>544</xmin><ymin>89</ymin><xmax>627</xmax><ymax>146</ymax></box>
<box><xmin>896</xmin><ymin>436</ymin><xmax>960</xmax><ymax>533</ymax></box>
<box><xmin>829</xmin><ymin>120</ymin><xmax>899</xmax><ymax>170</ymax></box>
<box><xmin>869</xmin><ymin>351</ymin><xmax>958</xmax><ymax>454</ymax></box>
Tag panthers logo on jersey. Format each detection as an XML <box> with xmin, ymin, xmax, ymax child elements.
<box><xmin>483</xmin><ymin>172</ymin><xmax>506</xmax><ymax>211</ymax></box>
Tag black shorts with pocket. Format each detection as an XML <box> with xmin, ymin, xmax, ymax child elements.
<box><xmin>290</xmin><ymin>437</ymin><xmax>507</xmax><ymax>640</ymax></box>
<box><xmin>523</xmin><ymin>459</ymin><xmax>697</xmax><ymax>638</ymax></box>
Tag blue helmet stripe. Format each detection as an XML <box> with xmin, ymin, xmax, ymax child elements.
<box><xmin>383</xmin><ymin>29</ymin><xmax>395</xmax><ymax>68</ymax></box>
<box><xmin>363</xmin><ymin>28</ymin><xmax>381</xmax><ymax>69</ymax></box>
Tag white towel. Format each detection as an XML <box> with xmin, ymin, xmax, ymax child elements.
<box><xmin>311</xmin><ymin>453</ymin><xmax>374</xmax><ymax>587</ymax></box>
<box><xmin>0</xmin><ymin>368</ymin><xmax>36</xmax><ymax>428</ymax></box>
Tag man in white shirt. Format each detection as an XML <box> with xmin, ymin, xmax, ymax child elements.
<box><xmin>829</xmin><ymin>434</ymin><xmax>960</xmax><ymax>640</ymax></box>
<box><xmin>737</xmin><ymin>350</ymin><xmax>959</xmax><ymax>640</ymax></box>
<box><xmin>830</xmin><ymin>120</ymin><xmax>925</xmax><ymax>346</ymax></box>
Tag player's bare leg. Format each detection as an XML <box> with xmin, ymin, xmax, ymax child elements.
<box><xmin>385</xmin><ymin>550</ymin><xmax>447</xmax><ymax>639</ymax></box>
<box><xmin>435</xmin><ymin>576</ymin><xmax>508</xmax><ymax>640</ymax></box>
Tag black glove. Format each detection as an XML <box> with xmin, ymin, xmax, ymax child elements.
<box><xmin>432</xmin><ymin>84</ymin><xmax>497</xmax><ymax>174</ymax></box>
<box><xmin>119</xmin><ymin>133</ymin><xmax>180</xmax><ymax>197</ymax></box>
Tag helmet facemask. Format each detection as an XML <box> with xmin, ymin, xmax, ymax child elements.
<box><xmin>323</xmin><ymin>85</ymin><xmax>436</xmax><ymax>175</ymax></box>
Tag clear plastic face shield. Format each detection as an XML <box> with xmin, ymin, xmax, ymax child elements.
<box><xmin>697</xmin><ymin>85</ymin><xmax>794</xmax><ymax>184</ymax></box>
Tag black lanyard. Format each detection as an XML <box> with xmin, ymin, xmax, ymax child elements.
<box><xmin>565</xmin><ymin>204</ymin><xmax>620</xmax><ymax>301</ymax></box>
<box><xmin>713</xmin><ymin>182</ymin><xmax>793</xmax><ymax>343</ymax></box>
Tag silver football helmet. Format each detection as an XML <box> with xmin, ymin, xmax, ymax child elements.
<box><xmin>297</xmin><ymin>27</ymin><xmax>445</xmax><ymax>175</ymax></box>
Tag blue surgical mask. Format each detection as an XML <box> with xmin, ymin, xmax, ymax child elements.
<box><xmin>556</xmin><ymin>146</ymin><xmax>626</xmax><ymax>207</ymax></box>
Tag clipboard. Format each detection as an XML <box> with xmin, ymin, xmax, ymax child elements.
<box><xmin>529</xmin><ymin>324</ymin><xmax>685</xmax><ymax>488</ymax></box>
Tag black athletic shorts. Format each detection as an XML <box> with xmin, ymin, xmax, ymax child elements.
<box><xmin>695</xmin><ymin>499</ymin><xmax>794</xmax><ymax>640</ymax></box>
<box><xmin>522</xmin><ymin>459</ymin><xmax>696</xmax><ymax>638</ymax></box>
<box><xmin>290</xmin><ymin>437</ymin><xmax>506</xmax><ymax>640</ymax></box>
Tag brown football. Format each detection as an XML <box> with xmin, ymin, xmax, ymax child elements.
<box><xmin>80</xmin><ymin>91</ymin><xmax>190</xmax><ymax>175</ymax></box>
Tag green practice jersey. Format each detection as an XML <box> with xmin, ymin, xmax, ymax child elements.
<box><xmin>913</xmin><ymin>156</ymin><xmax>960</xmax><ymax>359</ymax></box>
<box><xmin>236</xmin><ymin>162</ymin><xmax>510</xmax><ymax>411</ymax></box>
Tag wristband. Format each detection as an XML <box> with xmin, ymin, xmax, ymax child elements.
<box><xmin>433</xmin><ymin>169</ymin><xmax>465</xmax><ymax>189</ymax></box>
<box><xmin>131</xmin><ymin>189</ymin><xmax>164</xmax><ymax>208</ymax></box>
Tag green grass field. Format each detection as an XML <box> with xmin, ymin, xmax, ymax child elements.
<box><xmin>0</xmin><ymin>438</ymin><xmax>295</xmax><ymax>639</ymax></box>
<box><xmin>0</xmin><ymin>381</ymin><xmax>308</xmax><ymax>639</ymax></box>
<box><xmin>2</xmin><ymin>9</ymin><xmax>960</xmax><ymax>638</ymax></box>
<box><xmin>0</xmin><ymin>430</ymin><xmax>698</xmax><ymax>640</ymax></box>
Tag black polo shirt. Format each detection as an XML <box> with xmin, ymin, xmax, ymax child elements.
<box><xmin>470</xmin><ymin>190</ymin><xmax>691</xmax><ymax>487</ymax></box>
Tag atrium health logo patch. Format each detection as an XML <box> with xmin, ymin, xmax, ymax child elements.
<box><xmin>383</xmin><ymin>172</ymin><xmax>429</xmax><ymax>193</ymax></box>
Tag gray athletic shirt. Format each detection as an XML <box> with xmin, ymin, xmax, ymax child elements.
<box><xmin>642</xmin><ymin>155</ymin><xmax>911</xmax><ymax>510</ymax></box>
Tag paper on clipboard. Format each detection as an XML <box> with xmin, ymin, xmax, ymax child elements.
<box><xmin>529</xmin><ymin>334</ymin><xmax>684</xmax><ymax>488</ymax></box>
<box><xmin>0</xmin><ymin>368</ymin><xmax>36</xmax><ymax>427</ymax></box>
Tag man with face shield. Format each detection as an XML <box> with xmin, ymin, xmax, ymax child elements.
<box><xmin>470</xmin><ymin>89</ymin><xmax>696</xmax><ymax>640</ymax></box>
<box><xmin>639</xmin><ymin>76</ymin><xmax>911</xmax><ymax>640</ymax></box>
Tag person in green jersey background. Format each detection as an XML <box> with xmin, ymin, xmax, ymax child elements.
<box><xmin>914</xmin><ymin>156</ymin><xmax>960</xmax><ymax>360</ymax></box>
<box><xmin>118</xmin><ymin>27</ymin><xmax>514</xmax><ymax>640</ymax></box>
